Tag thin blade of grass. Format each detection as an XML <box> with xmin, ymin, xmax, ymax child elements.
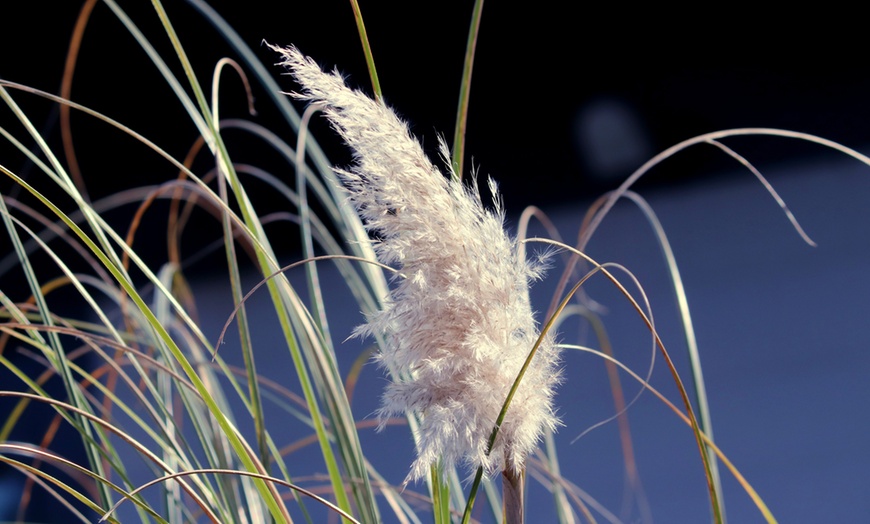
<box><xmin>618</xmin><ymin>189</ymin><xmax>724</xmax><ymax>520</ymax></box>
<box><xmin>577</xmin><ymin>127</ymin><xmax>870</xmax><ymax>253</ymax></box>
<box><xmin>430</xmin><ymin>463</ymin><xmax>451</xmax><ymax>524</ymax></box>
<box><xmin>209</xmin><ymin>57</ymin><xmax>272</xmax><ymax>524</ymax></box>
<box><xmin>558</xmin><ymin>344</ymin><xmax>777</xmax><ymax>523</ymax></box>
<box><xmin>451</xmin><ymin>0</ymin><xmax>484</xmax><ymax>181</ymax></box>
<box><xmin>348</xmin><ymin>0</ymin><xmax>382</xmax><ymax>100</ymax></box>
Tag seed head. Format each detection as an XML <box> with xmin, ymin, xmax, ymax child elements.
<box><xmin>273</xmin><ymin>45</ymin><xmax>561</xmax><ymax>482</ymax></box>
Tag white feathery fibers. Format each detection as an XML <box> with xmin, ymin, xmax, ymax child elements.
<box><xmin>273</xmin><ymin>45</ymin><xmax>561</xmax><ymax>481</ymax></box>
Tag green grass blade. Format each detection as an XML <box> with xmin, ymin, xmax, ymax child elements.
<box><xmin>430</xmin><ymin>464</ymin><xmax>450</xmax><ymax>524</ymax></box>
<box><xmin>451</xmin><ymin>0</ymin><xmax>485</xmax><ymax>181</ymax></box>
<box><xmin>348</xmin><ymin>0</ymin><xmax>382</xmax><ymax>99</ymax></box>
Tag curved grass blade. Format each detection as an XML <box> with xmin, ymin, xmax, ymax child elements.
<box><xmin>559</xmin><ymin>343</ymin><xmax>777</xmax><ymax>523</ymax></box>
<box><xmin>617</xmin><ymin>189</ymin><xmax>724</xmax><ymax>520</ymax></box>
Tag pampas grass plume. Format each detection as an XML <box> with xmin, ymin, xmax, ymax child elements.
<box><xmin>272</xmin><ymin>44</ymin><xmax>561</xmax><ymax>482</ymax></box>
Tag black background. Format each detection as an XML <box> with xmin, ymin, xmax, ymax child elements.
<box><xmin>4</xmin><ymin>2</ymin><xmax>869</xmax><ymax>209</ymax></box>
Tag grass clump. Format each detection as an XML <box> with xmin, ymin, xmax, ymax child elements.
<box><xmin>3</xmin><ymin>2</ymin><xmax>864</xmax><ymax>523</ymax></box>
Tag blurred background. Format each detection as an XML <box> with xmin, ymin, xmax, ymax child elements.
<box><xmin>2</xmin><ymin>1</ymin><xmax>869</xmax><ymax>522</ymax></box>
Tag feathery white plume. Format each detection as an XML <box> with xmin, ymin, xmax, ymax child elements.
<box><xmin>272</xmin><ymin>45</ymin><xmax>561</xmax><ymax>481</ymax></box>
